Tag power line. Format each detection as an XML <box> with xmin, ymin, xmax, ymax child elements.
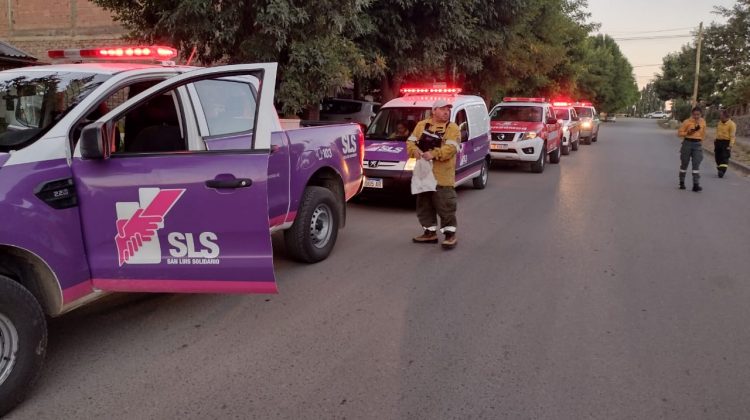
<box><xmin>601</xmin><ymin>26</ymin><xmax>695</xmax><ymax>36</ymax></box>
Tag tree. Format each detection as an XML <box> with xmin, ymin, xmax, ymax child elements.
<box><xmin>652</xmin><ymin>44</ymin><xmax>718</xmax><ymax>104</ymax></box>
<box><xmin>92</xmin><ymin>0</ymin><xmax>381</xmax><ymax>117</ymax></box>
<box><xmin>576</xmin><ymin>35</ymin><xmax>638</xmax><ymax>113</ymax></box>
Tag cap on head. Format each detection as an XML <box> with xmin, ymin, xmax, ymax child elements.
<box><xmin>432</xmin><ymin>99</ymin><xmax>453</xmax><ymax>110</ymax></box>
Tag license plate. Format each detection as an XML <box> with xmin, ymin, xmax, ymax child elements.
<box><xmin>491</xmin><ymin>143</ymin><xmax>508</xmax><ymax>151</ymax></box>
<box><xmin>364</xmin><ymin>178</ymin><xmax>383</xmax><ymax>189</ymax></box>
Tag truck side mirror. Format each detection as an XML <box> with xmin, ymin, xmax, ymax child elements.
<box><xmin>546</xmin><ymin>117</ymin><xmax>558</xmax><ymax>125</ymax></box>
<box><xmin>80</xmin><ymin>121</ymin><xmax>112</xmax><ymax>160</ymax></box>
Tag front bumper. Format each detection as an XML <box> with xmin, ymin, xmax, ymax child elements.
<box><xmin>361</xmin><ymin>168</ymin><xmax>412</xmax><ymax>194</ymax></box>
<box><xmin>489</xmin><ymin>136</ymin><xmax>544</xmax><ymax>162</ymax></box>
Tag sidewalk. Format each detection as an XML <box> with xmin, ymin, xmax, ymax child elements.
<box><xmin>703</xmin><ymin>127</ymin><xmax>750</xmax><ymax>168</ymax></box>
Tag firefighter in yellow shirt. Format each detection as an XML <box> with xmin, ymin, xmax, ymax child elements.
<box><xmin>715</xmin><ymin>110</ymin><xmax>737</xmax><ymax>178</ymax></box>
<box><xmin>407</xmin><ymin>99</ymin><xmax>460</xmax><ymax>249</ymax></box>
<box><xmin>677</xmin><ymin>107</ymin><xmax>707</xmax><ymax>192</ymax></box>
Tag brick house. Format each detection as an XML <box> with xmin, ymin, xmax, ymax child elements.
<box><xmin>0</xmin><ymin>0</ymin><xmax>124</xmax><ymax>63</ymax></box>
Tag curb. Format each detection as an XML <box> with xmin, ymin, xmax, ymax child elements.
<box><xmin>701</xmin><ymin>147</ymin><xmax>750</xmax><ymax>177</ymax></box>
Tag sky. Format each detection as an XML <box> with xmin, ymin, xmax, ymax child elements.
<box><xmin>586</xmin><ymin>0</ymin><xmax>736</xmax><ymax>89</ymax></box>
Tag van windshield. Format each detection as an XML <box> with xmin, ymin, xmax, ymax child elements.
<box><xmin>366</xmin><ymin>107</ymin><xmax>430</xmax><ymax>141</ymax></box>
<box><xmin>0</xmin><ymin>71</ymin><xmax>110</xmax><ymax>152</ymax></box>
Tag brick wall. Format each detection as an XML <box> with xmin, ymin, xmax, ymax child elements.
<box><xmin>0</xmin><ymin>0</ymin><xmax>125</xmax><ymax>61</ymax></box>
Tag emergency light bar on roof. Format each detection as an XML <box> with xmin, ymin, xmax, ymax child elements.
<box><xmin>48</xmin><ymin>46</ymin><xmax>178</xmax><ymax>61</ymax></box>
<box><xmin>503</xmin><ymin>97</ymin><xmax>547</xmax><ymax>103</ymax></box>
<box><xmin>400</xmin><ymin>87</ymin><xmax>462</xmax><ymax>95</ymax></box>
<box><xmin>574</xmin><ymin>101</ymin><xmax>593</xmax><ymax>106</ymax></box>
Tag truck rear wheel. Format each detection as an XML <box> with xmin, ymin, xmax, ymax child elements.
<box><xmin>0</xmin><ymin>276</ymin><xmax>47</xmax><ymax>417</ymax></box>
<box><xmin>284</xmin><ymin>186</ymin><xmax>340</xmax><ymax>263</ymax></box>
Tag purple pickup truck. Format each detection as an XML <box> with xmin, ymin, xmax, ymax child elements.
<box><xmin>0</xmin><ymin>55</ymin><xmax>363</xmax><ymax>414</ymax></box>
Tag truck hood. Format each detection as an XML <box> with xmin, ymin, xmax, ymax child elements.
<box><xmin>364</xmin><ymin>140</ymin><xmax>408</xmax><ymax>161</ymax></box>
<box><xmin>491</xmin><ymin>121</ymin><xmax>543</xmax><ymax>133</ymax></box>
<box><xmin>0</xmin><ymin>153</ymin><xmax>9</xmax><ymax>168</ymax></box>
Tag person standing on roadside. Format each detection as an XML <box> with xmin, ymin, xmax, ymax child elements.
<box><xmin>677</xmin><ymin>107</ymin><xmax>707</xmax><ymax>192</ymax></box>
<box><xmin>407</xmin><ymin>99</ymin><xmax>460</xmax><ymax>249</ymax></box>
<box><xmin>715</xmin><ymin>110</ymin><xmax>737</xmax><ymax>178</ymax></box>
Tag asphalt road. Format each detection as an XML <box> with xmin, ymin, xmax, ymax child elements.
<box><xmin>10</xmin><ymin>118</ymin><xmax>750</xmax><ymax>419</ymax></box>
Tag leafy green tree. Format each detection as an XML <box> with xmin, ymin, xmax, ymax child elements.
<box><xmin>92</xmin><ymin>0</ymin><xmax>381</xmax><ymax>117</ymax></box>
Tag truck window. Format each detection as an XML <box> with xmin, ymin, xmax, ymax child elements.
<box><xmin>71</xmin><ymin>79</ymin><xmax>166</xmax><ymax>149</ymax></box>
<box><xmin>111</xmin><ymin>90</ymin><xmax>187</xmax><ymax>154</ymax></box>
<box><xmin>367</xmin><ymin>107</ymin><xmax>430</xmax><ymax>141</ymax></box>
<box><xmin>194</xmin><ymin>79</ymin><xmax>257</xmax><ymax>137</ymax></box>
<box><xmin>322</xmin><ymin>99</ymin><xmax>362</xmax><ymax>115</ymax></box>
<box><xmin>0</xmin><ymin>71</ymin><xmax>111</xmax><ymax>152</ymax></box>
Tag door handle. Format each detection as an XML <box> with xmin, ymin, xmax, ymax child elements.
<box><xmin>205</xmin><ymin>178</ymin><xmax>253</xmax><ymax>189</ymax></box>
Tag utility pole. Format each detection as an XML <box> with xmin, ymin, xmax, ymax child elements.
<box><xmin>691</xmin><ymin>22</ymin><xmax>703</xmax><ymax>107</ymax></box>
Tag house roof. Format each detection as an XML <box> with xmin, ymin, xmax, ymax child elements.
<box><xmin>0</xmin><ymin>40</ymin><xmax>37</xmax><ymax>64</ymax></box>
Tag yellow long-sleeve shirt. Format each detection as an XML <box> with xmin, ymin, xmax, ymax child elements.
<box><xmin>716</xmin><ymin>119</ymin><xmax>737</xmax><ymax>147</ymax></box>
<box><xmin>678</xmin><ymin>118</ymin><xmax>706</xmax><ymax>141</ymax></box>
<box><xmin>407</xmin><ymin>118</ymin><xmax>460</xmax><ymax>187</ymax></box>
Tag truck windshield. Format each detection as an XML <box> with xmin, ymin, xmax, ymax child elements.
<box><xmin>490</xmin><ymin>106</ymin><xmax>543</xmax><ymax>122</ymax></box>
<box><xmin>0</xmin><ymin>71</ymin><xmax>111</xmax><ymax>152</ymax></box>
<box><xmin>574</xmin><ymin>107</ymin><xmax>593</xmax><ymax>118</ymax></box>
<box><xmin>367</xmin><ymin>107</ymin><xmax>430</xmax><ymax>141</ymax></box>
<box><xmin>553</xmin><ymin>108</ymin><xmax>570</xmax><ymax>120</ymax></box>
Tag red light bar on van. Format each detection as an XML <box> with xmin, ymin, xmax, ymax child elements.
<box><xmin>503</xmin><ymin>97</ymin><xmax>547</xmax><ymax>103</ymax></box>
<box><xmin>48</xmin><ymin>46</ymin><xmax>178</xmax><ymax>61</ymax></box>
<box><xmin>401</xmin><ymin>87</ymin><xmax>462</xmax><ymax>95</ymax></box>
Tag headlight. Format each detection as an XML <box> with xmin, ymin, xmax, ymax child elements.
<box><xmin>522</xmin><ymin>132</ymin><xmax>538</xmax><ymax>140</ymax></box>
<box><xmin>582</xmin><ymin>121</ymin><xmax>592</xmax><ymax>128</ymax></box>
<box><xmin>404</xmin><ymin>157</ymin><xmax>417</xmax><ymax>171</ymax></box>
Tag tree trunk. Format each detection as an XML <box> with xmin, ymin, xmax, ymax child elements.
<box><xmin>381</xmin><ymin>74</ymin><xmax>400</xmax><ymax>103</ymax></box>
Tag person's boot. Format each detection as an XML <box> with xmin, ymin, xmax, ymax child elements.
<box><xmin>679</xmin><ymin>173</ymin><xmax>686</xmax><ymax>190</ymax></box>
<box><xmin>719</xmin><ymin>167</ymin><xmax>727</xmax><ymax>178</ymax></box>
<box><xmin>413</xmin><ymin>230</ymin><xmax>438</xmax><ymax>244</ymax></box>
<box><xmin>442</xmin><ymin>232</ymin><xmax>457</xmax><ymax>249</ymax></box>
<box><xmin>692</xmin><ymin>183</ymin><xmax>703</xmax><ymax>192</ymax></box>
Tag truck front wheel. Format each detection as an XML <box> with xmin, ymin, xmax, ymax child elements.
<box><xmin>284</xmin><ymin>186</ymin><xmax>340</xmax><ymax>263</ymax></box>
<box><xmin>0</xmin><ymin>276</ymin><xmax>47</xmax><ymax>417</ymax></box>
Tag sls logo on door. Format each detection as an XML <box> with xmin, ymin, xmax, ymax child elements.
<box><xmin>115</xmin><ymin>188</ymin><xmax>185</xmax><ymax>266</ymax></box>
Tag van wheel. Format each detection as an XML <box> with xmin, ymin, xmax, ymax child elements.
<box><xmin>0</xmin><ymin>276</ymin><xmax>47</xmax><ymax>417</ymax></box>
<box><xmin>561</xmin><ymin>140</ymin><xmax>570</xmax><ymax>155</ymax></box>
<box><xmin>531</xmin><ymin>146</ymin><xmax>545</xmax><ymax>173</ymax></box>
<box><xmin>549</xmin><ymin>144</ymin><xmax>561</xmax><ymax>164</ymax></box>
<box><xmin>472</xmin><ymin>159</ymin><xmax>489</xmax><ymax>189</ymax></box>
<box><xmin>284</xmin><ymin>186</ymin><xmax>340</xmax><ymax>263</ymax></box>
<box><xmin>572</xmin><ymin>139</ymin><xmax>579</xmax><ymax>151</ymax></box>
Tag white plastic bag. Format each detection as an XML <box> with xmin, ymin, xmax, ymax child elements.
<box><xmin>411</xmin><ymin>158</ymin><xmax>437</xmax><ymax>195</ymax></box>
